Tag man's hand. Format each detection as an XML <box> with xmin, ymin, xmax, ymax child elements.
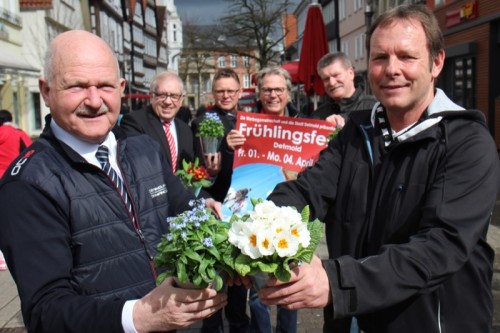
<box><xmin>257</xmin><ymin>256</ymin><xmax>332</xmax><ymax>310</ymax></box>
<box><xmin>325</xmin><ymin>114</ymin><xmax>345</xmax><ymax>128</ymax></box>
<box><xmin>133</xmin><ymin>277</ymin><xmax>227</xmax><ymax>332</ymax></box>
<box><xmin>205</xmin><ymin>198</ymin><xmax>222</xmax><ymax>219</ymax></box>
<box><xmin>203</xmin><ymin>153</ymin><xmax>221</xmax><ymax>176</ymax></box>
<box><xmin>226</xmin><ymin>130</ymin><xmax>246</xmax><ymax>151</ymax></box>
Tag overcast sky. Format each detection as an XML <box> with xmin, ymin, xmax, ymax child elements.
<box><xmin>174</xmin><ymin>0</ymin><xmax>299</xmax><ymax>24</ymax></box>
<box><xmin>174</xmin><ymin>0</ymin><xmax>227</xmax><ymax>24</ymax></box>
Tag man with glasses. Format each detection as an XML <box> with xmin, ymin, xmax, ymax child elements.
<box><xmin>192</xmin><ymin>68</ymin><xmax>251</xmax><ymax>333</ymax></box>
<box><xmin>312</xmin><ymin>52</ymin><xmax>376</xmax><ymax>128</ymax></box>
<box><xmin>121</xmin><ymin>71</ymin><xmax>195</xmax><ymax>173</ymax></box>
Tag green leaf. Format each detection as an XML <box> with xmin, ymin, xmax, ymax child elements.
<box><xmin>234</xmin><ymin>254</ymin><xmax>253</xmax><ymax>276</ymax></box>
<box><xmin>301</xmin><ymin>205</ymin><xmax>311</xmax><ymax>222</ymax></box>
<box><xmin>275</xmin><ymin>264</ymin><xmax>292</xmax><ymax>282</ymax></box>
<box><xmin>177</xmin><ymin>261</ymin><xmax>187</xmax><ymax>282</ymax></box>
<box><xmin>184</xmin><ymin>248</ymin><xmax>202</xmax><ymax>262</ymax></box>
<box><xmin>213</xmin><ymin>274</ymin><xmax>224</xmax><ymax>291</ymax></box>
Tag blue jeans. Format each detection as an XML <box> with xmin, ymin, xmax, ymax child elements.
<box><xmin>202</xmin><ymin>285</ymin><xmax>250</xmax><ymax>333</ymax></box>
<box><xmin>249</xmin><ymin>287</ymin><xmax>297</xmax><ymax>333</ymax></box>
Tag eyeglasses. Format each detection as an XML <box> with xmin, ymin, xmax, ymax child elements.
<box><xmin>214</xmin><ymin>89</ymin><xmax>240</xmax><ymax>97</ymax></box>
<box><xmin>261</xmin><ymin>87</ymin><xmax>287</xmax><ymax>96</ymax></box>
<box><xmin>154</xmin><ymin>92</ymin><xmax>183</xmax><ymax>102</ymax></box>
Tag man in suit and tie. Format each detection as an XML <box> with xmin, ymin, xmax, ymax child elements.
<box><xmin>121</xmin><ymin>71</ymin><xmax>195</xmax><ymax>173</ymax></box>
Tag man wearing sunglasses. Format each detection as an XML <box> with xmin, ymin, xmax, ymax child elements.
<box><xmin>121</xmin><ymin>71</ymin><xmax>195</xmax><ymax>173</ymax></box>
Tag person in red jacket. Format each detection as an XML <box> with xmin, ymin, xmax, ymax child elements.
<box><xmin>0</xmin><ymin>109</ymin><xmax>32</xmax><ymax>178</ymax></box>
<box><xmin>0</xmin><ymin>109</ymin><xmax>32</xmax><ymax>270</ymax></box>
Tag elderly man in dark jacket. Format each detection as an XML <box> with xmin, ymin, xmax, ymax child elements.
<box><xmin>0</xmin><ymin>30</ymin><xmax>225</xmax><ymax>333</ymax></box>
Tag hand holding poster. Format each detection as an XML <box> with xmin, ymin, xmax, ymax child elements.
<box><xmin>221</xmin><ymin>112</ymin><xmax>335</xmax><ymax>220</ymax></box>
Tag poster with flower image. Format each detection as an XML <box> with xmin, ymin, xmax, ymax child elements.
<box><xmin>221</xmin><ymin>112</ymin><xmax>335</xmax><ymax>221</ymax></box>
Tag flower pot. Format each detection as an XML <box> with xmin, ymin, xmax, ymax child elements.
<box><xmin>200</xmin><ymin>136</ymin><xmax>222</xmax><ymax>155</ymax></box>
<box><xmin>185</xmin><ymin>185</ymin><xmax>202</xmax><ymax>197</ymax></box>
<box><xmin>251</xmin><ymin>272</ymin><xmax>270</xmax><ymax>292</ymax></box>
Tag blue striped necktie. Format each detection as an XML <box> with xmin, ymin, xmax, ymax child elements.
<box><xmin>96</xmin><ymin>145</ymin><xmax>134</xmax><ymax>219</ymax></box>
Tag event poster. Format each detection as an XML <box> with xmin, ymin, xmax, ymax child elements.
<box><xmin>221</xmin><ymin>112</ymin><xmax>335</xmax><ymax>220</ymax></box>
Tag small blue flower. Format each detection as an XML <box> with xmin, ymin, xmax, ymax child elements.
<box><xmin>166</xmin><ymin>233</ymin><xmax>173</xmax><ymax>241</ymax></box>
<box><xmin>203</xmin><ymin>237</ymin><xmax>213</xmax><ymax>247</ymax></box>
<box><xmin>181</xmin><ymin>231</ymin><xmax>187</xmax><ymax>239</ymax></box>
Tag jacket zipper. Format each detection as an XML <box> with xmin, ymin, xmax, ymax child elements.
<box><xmin>103</xmin><ymin>143</ymin><xmax>157</xmax><ymax>279</ymax></box>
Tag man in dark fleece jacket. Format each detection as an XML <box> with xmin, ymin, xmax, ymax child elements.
<box><xmin>257</xmin><ymin>5</ymin><xmax>500</xmax><ymax>333</ymax></box>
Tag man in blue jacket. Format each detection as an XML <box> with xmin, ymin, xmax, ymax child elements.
<box><xmin>258</xmin><ymin>4</ymin><xmax>500</xmax><ymax>333</ymax></box>
<box><xmin>0</xmin><ymin>30</ymin><xmax>226</xmax><ymax>333</ymax></box>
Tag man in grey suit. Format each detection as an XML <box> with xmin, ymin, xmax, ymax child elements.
<box><xmin>121</xmin><ymin>71</ymin><xmax>195</xmax><ymax>173</ymax></box>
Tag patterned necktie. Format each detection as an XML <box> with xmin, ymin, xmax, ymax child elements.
<box><xmin>164</xmin><ymin>122</ymin><xmax>177</xmax><ymax>173</ymax></box>
<box><xmin>96</xmin><ymin>145</ymin><xmax>134</xmax><ymax>220</ymax></box>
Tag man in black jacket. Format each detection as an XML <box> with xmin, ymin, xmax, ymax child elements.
<box><xmin>258</xmin><ymin>5</ymin><xmax>500</xmax><ymax>333</ymax></box>
<box><xmin>0</xmin><ymin>30</ymin><xmax>226</xmax><ymax>333</ymax></box>
<box><xmin>191</xmin><ymin>68</ymin><xmax>250</xmax><ymax>333</ymax></box>
<box><xmin>311</xmin><ymin>52</ymin><xmax>376</xmax><ymax>127</ymax></box>
<box><xmin>121</xmin><ymin>71</ymin><xmax>195</xmax><ymax>174</ymax></box>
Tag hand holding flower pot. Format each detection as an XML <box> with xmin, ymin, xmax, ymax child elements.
<box><xmin>196</xmin><ymin>112</ymin><xmax>225</xmax><ymax>154</ymax></box>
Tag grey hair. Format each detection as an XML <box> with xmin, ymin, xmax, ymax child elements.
<box><xmin>150</xmin><ymin>71</ymin><xmax>185</xmax><ymax>94</ymax></box>
<box><xmin>255</xmin><ymin>66</ymin><xmax>292</xmax><ymax>94</ymax></box>
<box><xmin>317</xmin><ymin>52</ymin><xmax>353</xmax><ymax>74</ymax></box>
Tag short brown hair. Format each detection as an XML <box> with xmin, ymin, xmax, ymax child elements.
<box><xmin>213</xmin><ymin>68</ymin><xmax>240</xmax><ymax>86</ymax></box>
<box><xmin>366</xmin><ymin>4</ymin><xmax>444</xmax><ymax>64</ymax></box>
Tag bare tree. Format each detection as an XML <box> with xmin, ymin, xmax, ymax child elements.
<box><xmin>214</xmin><ymin>0</ymin><xmax>293</xmax><ymax>68</ymax></box>
<box><xmin>178</xmin><ymin>19</ymin><xmax>216</xmax><ymax>107</ymax></box>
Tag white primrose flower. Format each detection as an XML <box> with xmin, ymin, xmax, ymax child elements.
<box><xmin>229</xmin><ymin>220</ymin><xmax>263</xmax><ymax>259</ymax></box>
<box><xmin>290</xmin><ymin>222</ymin><xmax>311</xmax><ymax>248</ymax></box>
<box><xmin>256</xmin><ymin>229</ymin><xmax>276</xmax><ymax>256</ymax></box>
<box><xmin>273</xmin><ymin>231</ymin><xmax>300</xmax><ymax>257</ymax></box>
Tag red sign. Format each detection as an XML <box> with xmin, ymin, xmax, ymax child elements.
<box><xmin>232</xmin><ymin>112</ymin><xmax>335</xmax><ymax>173</ymax></box>
<box><xmin>445</xmin><ymin>0</ymin><xmax>477</xmax><ymax>28</ymax></box>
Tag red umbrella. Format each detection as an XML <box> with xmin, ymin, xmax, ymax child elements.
<box><xmin>298</xmin><ymin>3</ymin><xmax>329</xmax><ymax>97</ymax></box>
<box><xmin>281</xmin><ymin>61</ymin><xmax>300</xmax><ymax>83</ymax></box>
<box><xmin>251</xmin><ymin>60</ymin><xmax>300</xmax><ymax>85</ymax></box>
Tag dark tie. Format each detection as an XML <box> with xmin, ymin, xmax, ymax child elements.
<box><xmin>164</xmin><ymin>122</ymin><xmax>177</xmax><ymax>173</ymax></box>
<box><xmin>96</xmin><ymin>145</ymin><xmax>134</xmax><ymax>219</ymax></box>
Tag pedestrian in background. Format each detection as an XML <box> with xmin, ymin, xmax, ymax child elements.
<box><xmin>192</xmin><ymin>68</ymin><xmax>250</xmax><ymax>333</ymax></box>
<box><xmin>0</xmin><ymin>109</ymin><xmax>32</xmax><ymax>179</ymax></box>
<box><xmin>0</xmin><ymin>30</ymin><xmax>226</xmax><ymax>333</ymax></box>
<box><xmin>311</xmin><ymin>52</ymin><xmax>377</xmax><ymax>128</ymax></box>
<box><xmin>227</xmin><ymin>66</ymin><xmax>305</xmax><ymax>333</ymax></box>
<box><xmin>0</xmin><ymin>109</ymin><xmax>32</xmax><ymax>271</ymax></box>
<box><xmin>120</xmin><ymin>71</ymin><xmax>195</xmax><ymax>174</ymax></box>
<box><xmin>259</xmin><ymin>5</ymin><xmax>500</xmax><ymax>333</ymax></box>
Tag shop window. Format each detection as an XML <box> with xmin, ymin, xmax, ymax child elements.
<box><xmin>439</xmin><ymin>56</ymin><xmax>475</xmax><ymax>109</ymax></box>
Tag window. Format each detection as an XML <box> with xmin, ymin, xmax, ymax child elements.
<box><xmin>231</xmin><ymin>55</ymin><xmax>238</xmax><ymax>68</ymax></box>
<box><xmin>243</xmin><ymin>74</ymin><xmax>250</xmax><ymax>88</ymax></box>
<box><xmin>354</xmin><ymin>33</ymin><xmax>365</xmax><ymax>60</ymax></box>
<box><xmin>438</xmin><ymin>56</ymin><xmax>475</xmax><ymax>109</ymax></box>
<box><xmin>339</xmin><ymin>0</ymin><xmax>346</xmax><ymax>20</ymax></box>
<box><xmin>173</xmin><ymin>24</ymin><xmax>177</xmax><ymax>42</ymax></box>
<box><xmin>218</xmin><ymin>56</ymin><xmax>226</xmax><ymax>68</ymax></box>
<box><xmin>354</xmin><ymin>0</ymin><xmax>362</xmax><ymax>11</ymax></box>
<box><xmin>32</xmin><ymin>93</ymin><xmax>42</xmax><ymax>130</ymax></box>
<box><xmin>434</xmin><ymin>0</ymin><xmax>444</xmax><ymax>6</ymax></box>
<box><xmin>341</xmin><ymin>41</ymin><xmax>349</xmax><ymax>56</ymax></box>
<box><xmin>243</xmin><ymin>56</ymin><xmax>250</xmax><ymax>67</ymax></box>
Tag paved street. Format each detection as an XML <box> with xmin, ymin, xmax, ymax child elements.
<box><xmin>2</xmin><ymin>197</ymin><xmax>500</xmax><ymax>332</ymax></box>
